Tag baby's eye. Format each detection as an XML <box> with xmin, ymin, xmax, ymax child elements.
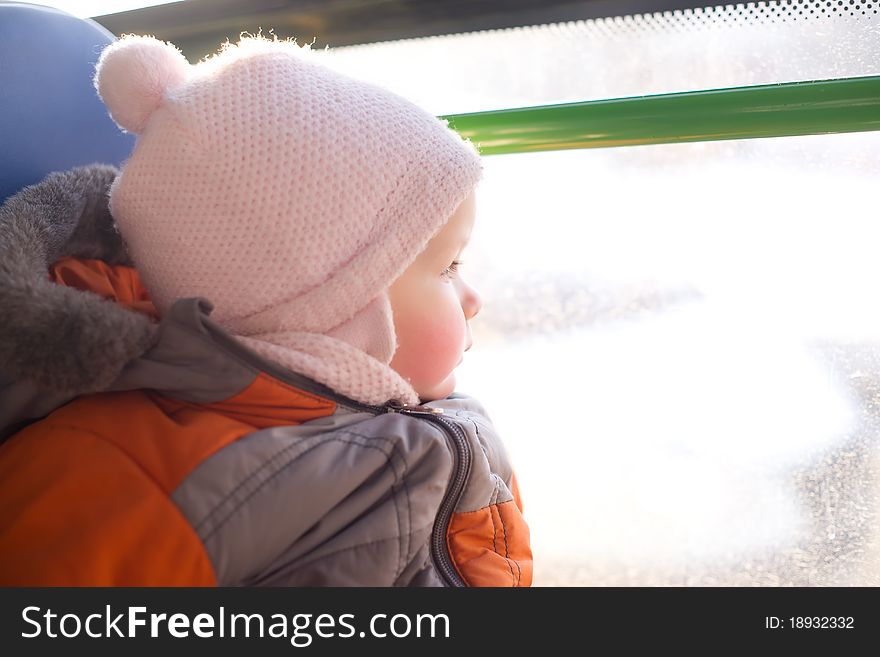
<box><xmin>442</xmin><ymin>260</ymin><xmax>462</xmax><ymax>278</ymax></box>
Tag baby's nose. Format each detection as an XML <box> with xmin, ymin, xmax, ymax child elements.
<box><xmin>462</xmin><ymin>283</ymin><xmax>482</xmax><ymax>320</ymax></box>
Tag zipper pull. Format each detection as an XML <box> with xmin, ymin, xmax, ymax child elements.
<box><xmin>385</xmin><ymin>401</ymin><xmax>445</xmax><ymax>415</ymax></box>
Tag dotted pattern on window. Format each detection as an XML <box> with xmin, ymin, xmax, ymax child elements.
<box><xmin>592</xmin><ymin>1</ymin><xmax>878</xmax><ymax>35</ymax></box>
<box><xmin>326</xmin><ymin>1</ymin><xmax>879</xmax><ymax>115</ymax></box>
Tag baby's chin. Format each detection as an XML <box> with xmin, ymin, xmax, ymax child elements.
<box><xmin>416</xmin><ymin>370</ymin><xmax>457</xmax><ymax>403</ymax></box>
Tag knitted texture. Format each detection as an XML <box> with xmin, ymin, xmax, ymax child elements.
<box><xmin>94</xmin><ymin>36</ymin><xmax>482</xmax><ymax>405</ymax></box>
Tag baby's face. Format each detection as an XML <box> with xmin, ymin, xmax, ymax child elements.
<box><xmin>388</xmin><ymin>191</ymin><xmax>482</xmax><ymax>402</ymax></box>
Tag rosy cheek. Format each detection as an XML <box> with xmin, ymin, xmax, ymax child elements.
<box><xmin>395</xmin><ymin>308</ymin><xmax>466</xmax><ymax>391</ymax></box>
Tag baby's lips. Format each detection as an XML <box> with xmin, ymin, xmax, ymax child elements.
<box><xmin>457</xmin><ymin>342</ymin><xmax>473</xmax><ymax>366</ymax></box>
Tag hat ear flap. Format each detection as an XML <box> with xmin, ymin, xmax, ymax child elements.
<box><xmin>94</xmin><ymin>34</ymin><xmax>190</xmax><ymax>134</ymax></box>
<box><xmin>326</xmin><ymin>292</ymin><xmax>397</xmax><ymax>365</ymax></box>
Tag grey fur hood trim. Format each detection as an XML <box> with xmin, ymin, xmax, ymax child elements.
<box><xmin>0</xmin><ymin>165</ymin><xmax>158</xmax><ymax>396</ymax></box>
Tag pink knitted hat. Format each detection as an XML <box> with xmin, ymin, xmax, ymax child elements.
<box><xmin>94</xmin><ymin>35</ymin><xmax>482</xmax><ymax>406</ymax></box>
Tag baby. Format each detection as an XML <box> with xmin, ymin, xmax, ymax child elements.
<box><xmin>0</xmin><ymin>35</ymin><xmax>530</xmax><ymax>586</ymax></box>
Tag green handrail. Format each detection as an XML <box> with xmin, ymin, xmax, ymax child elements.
<box><xmin>441</xmin><ymin>76</ymin><xmax>880</xmax><ymax>155</ymax></box>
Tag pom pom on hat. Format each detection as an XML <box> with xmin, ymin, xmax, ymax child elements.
<box><xmin>94</xmin><ymin>34</ymin><xmax>190</xmax><ymax>134</ymax></box>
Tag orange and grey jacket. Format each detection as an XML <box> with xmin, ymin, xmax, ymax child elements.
<box><xmin>0</xmin><ymin>166</ymin><xmax>532</xmax><ymax>586</ymax></box>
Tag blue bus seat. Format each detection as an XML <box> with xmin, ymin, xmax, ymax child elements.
<box><xmin>0</xmin><ymin>3</ymin><xmax>133</xmax><ymax>203</ymax></box>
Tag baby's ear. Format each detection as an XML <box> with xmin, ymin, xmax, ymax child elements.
<box><xmin>94</xmin><ymin>34</ymin><xmax>191</xmax><ymax>134</ymax></box>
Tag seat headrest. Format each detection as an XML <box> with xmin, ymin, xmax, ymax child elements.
<box><xmin>0</xmin><ymin>3</ymin><xmax>135</xmax><ymax>203</ymax></box>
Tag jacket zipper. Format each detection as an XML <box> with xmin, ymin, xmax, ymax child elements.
<box><xmin>317</xmin><ymin>394</ymin><xmax>471</xmax><ymax>587</ymax></box>
<box><xmin>384</xmin><ymin>403</ymin><xmax>471</xmax><ymax>588</ymax></box>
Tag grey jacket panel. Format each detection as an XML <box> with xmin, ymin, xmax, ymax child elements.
<box><xmin>177</xmin><ymin>413</ymin><xmax>454</xmax><ymax>586</ymax></box>
<box><xmin>170</xmin><ymin>407</ymin><xmax>377</xmax><ymax>534</ymax></box>
<box><xmin>173</xmin><ymin>410</ymin><xmax>453</xmax><ymax>586</ymax></box>
<box><xmin>171</xmin><ymin>392</ymin><xmax>515</xmax><ymax>586</ymax></box>
<box><xmin>104</xmin><ymin>298</ymin><xmax>257</xmax><ymax>403</ymax></box>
